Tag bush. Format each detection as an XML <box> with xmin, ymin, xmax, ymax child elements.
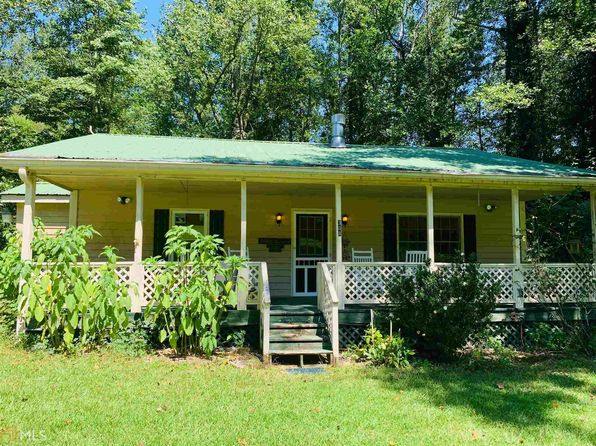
<box><xmin>109</xmin><ymin>320</ymin><xmax>151</xmax><ymax>357</ymax></box>
<box><xmin>0</xmin><ymin>228</ymin><xmax>22</xmax><ymax>333</ymax></box>
<box><xmin>347</xmin><ymin>327</ymin><xmax>414</xmax><ymax>368</ymax></box>
<box><xmin>387</xmin><ymin>261</ymin><xmax>500</xmax><ymax>358</ymax></box>
<box><xmin>525</xmin><ymin>322</ymin><xmax>568</xmax><ymax>352</ymax></box>
<box><xmin>144</xmin><ymin>226</ymin><xmax>245</xmax><ymax>357</ymax></box>
<box><xmin>21</xmin><ymin>225</ymin><xmax>132</xmax><ymax>351</ymax></box>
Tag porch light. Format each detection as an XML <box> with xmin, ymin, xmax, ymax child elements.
<box><xmin>117</xmin><ymin>196</ymin><xmax>131</xmax><ymax>205</ymax></box>
<box><xmin>342</xmin><ymin>214</ymin><xmax>349</xmax><ymax>225</ymax></box>
<box><xmin>275</xmin><ymin>213</ymin><xmax>283</xmax><ymax>225</ymax></box>
<box><xmin>485</xmin><ymin>203</ymin><xmax>496</xmax><ymax>212</ymax></box>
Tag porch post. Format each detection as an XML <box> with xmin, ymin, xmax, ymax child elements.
<box><xmin>237</xmin><ymin>180</ymin><xmax>248</xmax><ymax>310</ymax></box>
<box><xmin>335</xmin><ymin>183</ymin><xmax>345</xmax><ymax>309</ymax></box>
<box><xmin>68</xmin><ymin>190</ymin><xmax>79</xmax><ymax>227</ymax></box>
<box><xmin>426</xmin><ymin>185</ymin><xmax>435</xmax><ymax>269</ymax></box>
<box><xmin>130</xmin><ymin>177</ymin><xmax>144</xmax><ymax>312</ymax></box>
<box><xmin>17</xmin><ymin>168</ymin><xmax>36</xmax><ymax>334</ymax></box>
<box><xmin>511</xmin><ymin>188</ymin><xmax>524</xmax><ymax>309</ymax></box>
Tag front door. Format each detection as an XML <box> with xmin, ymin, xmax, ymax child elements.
<box><xmin>293</xmin><ymin>213</ymin><xmax>330</xmax><ymax>296</ymax></box>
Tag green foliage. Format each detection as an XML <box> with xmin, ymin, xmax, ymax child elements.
<box><xmin>21</xmin><ymin>225</ymin><xmax>132</xmax><ymax>351</ymax></box>
<box><xmin>388</xmin><ymin>262</ymin><xmax>500</xmax><ymax>357</ymax></box>
<box><xmin>109</xmin><ymin>319</ymin><xmax>151</xmax><ymax>357</ymax></box>
<box><xmin>225</xmin><ymin>329</ymin><xmax>247</xmax><ymax>349</ymax></box>
<box><xmin>347</xmin><ymin>327</ymin><xmax>414</xmax><ymax>368</ymax></box>
<box><xmin>144</xmin><ymin>226</ymin><xmax>245</xmax><ymax>357</ymax></box>
<box><xmin>0</xmin><ymin>227</ymin><xmax>22</xmax><ymax>332</ymax></box>
<box><xmin>525</xmin><ymin>323</ymin><xmax>568</xmax><ymax>352</ymax></box>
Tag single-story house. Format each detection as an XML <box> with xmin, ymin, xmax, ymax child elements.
<box><xmin>0</xmin><ymin>182</ymin><xmax>70</xmax><ymax>233</ymax></box>
<box><xmin>1</xmin><ymin>115</ymin><xmax>595</xmax><ymax>362</ymax></box>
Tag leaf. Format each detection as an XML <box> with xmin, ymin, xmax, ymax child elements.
<box><xmin>496</xmin><ymin>382</ymin><xmax>505</xmax><ymax>390</ymax></box>
<box><xmin>34</xmin><ymin>304</ymin><xmax>44</xmax><ymax>322</ymax></box>
<box><xmin>159</xmin><ymin>329</ymin><xmax>167</xmax><ymax>343</ymax></box>
<box><xmin>471</xmin><ymin>431</ymin><xmax>481</xmax><ymax>441</ymax></box>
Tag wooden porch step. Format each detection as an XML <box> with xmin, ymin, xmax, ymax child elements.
<box><xmin>270</xmin><ymin>322</ymin><xmax>322</xmax><ymax>329</ymax></box>
<box><xmin>270</xmin><ymin>334</ymin><xmax>327</xmax><ymax>343</ymax></box>
<box><xmin>270</xmin><ymin>305</ymin><xmax>320</xmax><ymax>314</ymax></box>
<box><xmin>269</xmin><ymin>348</ymin><xmax>333</xmax><ymax>356</ymax></box>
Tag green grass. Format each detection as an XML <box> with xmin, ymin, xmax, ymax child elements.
<box><xmin>0</xmin><ymin>345</ymin><xmax>594</xmax><ymax>446</ymax></box>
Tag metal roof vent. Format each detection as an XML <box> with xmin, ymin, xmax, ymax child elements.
<box><xmin>330</xmin><ymin>113</ymin><xmax>346</xmax><ymax>148</ymax></box>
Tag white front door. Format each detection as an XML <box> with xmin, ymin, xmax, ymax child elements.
<box><xmin>292</xmin><ymin>212</ymin><xmax>330</xmax><ymax>296</ymax></box>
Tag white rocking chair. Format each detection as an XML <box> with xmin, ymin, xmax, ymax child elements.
<box><xmin>405</xmin><ymin>250</ymin><xmax>428</xmax><ymax>263</ymax></box>
<box><xmin>227</xmin><ymin>247</ymin><xmax>250</xmax><ymax>259</ymax></box>
<box><xmin>352</xmin><ymin>248</ymin><xmax>374</xmax><ymax>263</ymax></box>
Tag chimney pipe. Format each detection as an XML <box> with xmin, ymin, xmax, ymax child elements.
<box><xmin>330</xmin><ymin>113</ymin><xmax>346</xmax><ymax>148</ymax></box>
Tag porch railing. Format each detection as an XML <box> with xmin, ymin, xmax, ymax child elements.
<box><xmin>317</xmin><ymin>262</ymin><xmax>339</xmax><ymax>362</ymax></box>
<box><xmin>256</xmin><ymin>262</ymin><xmax>271</xmax><ymax>362</ymax></box>
<box><xmin>325</xmin><ymin>261</ymin><xmax>595</xmax><ymax>307</ymax></box>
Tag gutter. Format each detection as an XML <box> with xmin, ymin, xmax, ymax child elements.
<box><xmin>1</xmin><ymin>157</ymin><xmax>595</xmax><ymax>189</ymax></box>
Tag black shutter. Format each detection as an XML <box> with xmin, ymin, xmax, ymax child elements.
<box><xmin>209</xmin><ymin>210</ymin><xmax>225</xmax><ymax>240</ymax></box>
<box><xmin>383</xmin><ymin>213</ymin><xmax>398</xmax><ymax>261</ymax></box>
<box><xmin>153</xmin><ymin>209</ymin><xmax>170</xmax><ymax>257</ymax></box>
<box><xmin>463</xmin><ymin>214</ymin><xmax>477</xmax><ymax>260</ymax></box>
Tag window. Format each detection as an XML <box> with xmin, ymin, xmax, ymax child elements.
<box><xmin>171</xmin><ymin>210</ymin><xmax>208</xmax><ymax>235</ymax></box>
<box><xmin>296</xmin><ymin>214</ymin><xmax>328</xmax><ymax>257</ymax></box>
<box><xmin>398</xmin><ymin>215</ymin><xmax>461</xmax><ymax>261</ymax></box>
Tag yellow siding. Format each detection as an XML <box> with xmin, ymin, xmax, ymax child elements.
<box><xmin>16</xmin><ymin>203</ymin><xmax>69</xmax><ymax>234</ymax></box>
<box><xmin>76</xmin><ymin>188</ymin><xmax>516</xmax><ymax>297</ymax></box>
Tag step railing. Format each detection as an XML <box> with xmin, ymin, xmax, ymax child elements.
<box><xmin>256</xmin><ymin>262</ymin><xmax>271</xmax><ymax>363</ymax></box>
<box><xmin>317</xmin><ymin>262</ymin><xmax>339</xmax><ymax>363</ymax></box>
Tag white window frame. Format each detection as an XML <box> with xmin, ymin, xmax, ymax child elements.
<box><xmin>396</xmin><ymin>212</ymin><xmax>464</xmax><ymax>261</ymax></box>
<box><xmin>170</xmin><ymin>208</ymin><xmax>210</xmax><ymax>234</ymax></box>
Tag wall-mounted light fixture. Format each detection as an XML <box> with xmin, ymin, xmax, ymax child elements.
<box><xmin>275</xmin><ymin>213</ymin><xmax>283</xmax><ymax>225</ymax></box>
<box><xmin>485</xmin><ymin>203</ymin><xmax>496</xmax><ymax>213</ymax></box>
<box><xmin>342</xmin><ymin>214</ymin><xmax>349</xmax><ymax>225</ymax></box>
<box><xmin>117</xmin><ymin>196</ymin><xmax>132</xmax><ymax>205</ymax></box>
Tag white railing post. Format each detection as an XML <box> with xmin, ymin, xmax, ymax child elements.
<box><xmin>336</xmin><ymin>261</ymin><xmax>345</xmax><ymax>309</ymax></box>
<box><xmin>16</xmin><ymin>168</ymin><xmax>35</xmax><ymax>334</ymax></box>
<box><xmin>426</xmin><ymin>185</ymin><xmax>436</xmax><ymax>270</ymax></box>
<box><xmin>237</xmin><ymin>266</ymin><xmax>248</xmax><ymax>310</ymax></box>
<box><xmin>318</xmin><ymin>263</ymin><xmax>340</xmax><ymax>364</ymax></box>
<box><xmin>258</xmin><ymin>262</ymin><xmax>271</xmax><ymax>364</ymax></box>
<box><xmin>511</xmin><ymin>188</ymin><xmax>524</xmax><ymax>309</ymax></box>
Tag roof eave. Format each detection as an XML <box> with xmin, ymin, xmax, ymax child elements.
<box><xmin>1</xmin><ymin>156</ymin><xmax>595</xmax><ymax>189</ymax></box>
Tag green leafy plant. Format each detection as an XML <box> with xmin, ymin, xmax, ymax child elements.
<box><xmin>21</xmin><ymin>225</ymin><xmax>132</xmax><ymax>351</ymax></box>
<box><xmin>0</xmin><ymin>227</ymin><xmax>23</xmax><ymax>334</ymax></box>
<box><xmin>143</xmin><ymin>226</ymin><xmax>245</xmax><ymax>356</ymax></box>
<box><xmin>387</xmin><ymin>261</ymin><xmax>500</xmax><ymax>358</ymax></box>
<box><xmin>347</xmin><ymin>327</ymin><xmax>414</xmax><ymax>368</ymax></box>
<box><xmin>525</xmin><ymin>323</ymin><xmax>568</xmax><ymax>352</ymax></box>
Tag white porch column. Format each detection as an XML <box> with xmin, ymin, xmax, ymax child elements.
<box><xmin>240</xmin><ymin>180</ymin><xmax>247</xmax><ymax>257</ymax></box>
<box><xmin>237</xmin><ymin>180</ymin><xmax>248</xmax><ymax>310</ymax></box>
<box><xmin>511</xmin><ymin>188</ymin><xmax>524</xmax><ymax>309</ymax></box>
<box><xmin>335</xmin><ymin>183</ymin><xmax>345</xmax><ymax>309</ymax></box>
<box><xmin>134</xmin><ymin>177</ymin><xmax>144</xmax><ymax>263</ymax></box>
<box><xmin>17</xmin><ymin>168</ymin><xmax>35</xmax><ymax>334</ymax></box>
<box><xmin>130</xmin><ymin>177</ymin><xmax>144</xmax><ymax>312</ymax></box>
<box><xmin>18</xmin><ymin>168</ymin><xmax>36</xmax><ymax>261</ymax></box>
<box><xmin>68</xmin><ymin>190</ymin><xmax>79</xmax><ymax>227</ymax></box>
<box><xmin>426</xmin><ymin>185</ymin><xmax>435</xmax><ymax>268</ymax></box>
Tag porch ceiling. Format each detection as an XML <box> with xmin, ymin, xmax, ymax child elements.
<box><xmin>34</xmin><ymin>174</ymin><xmax>578</xmax><ymax>201</ymax></box>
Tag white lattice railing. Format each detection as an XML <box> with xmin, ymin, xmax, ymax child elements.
<box><xmin>317</xmin><ymin>262</ymin><xmax>339</xmax><ymax>362</ymax></box>
<box><xmin>521</xmin><ymin>263</ymin><xmax>595</xmax><ymax>303</ymax></box>
<box><xmin>328</xmin><ymin>262</ymin><xmax>595</xmax><ymax>306</ymax></box>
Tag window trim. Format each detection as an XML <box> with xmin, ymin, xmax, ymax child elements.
<box><xmin>396</xmin><ymin>212</ymin><xmax>464</xmax><ymax>261</ymax></box>
<box><xmin>170</xmin><ymin>208</ymin><xmax>210</xmax><ymax>234</ymax></box>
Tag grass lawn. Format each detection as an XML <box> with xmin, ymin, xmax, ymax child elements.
<box><xmin>0</xmin><ymin>344</ymin><xmax>594</xmax><ymax>446</ymax></box>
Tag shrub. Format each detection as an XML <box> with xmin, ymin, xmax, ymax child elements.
<box><xmin>143</xmin><ymin>226</ymin><xmax>245</xmax><ymax>357</ymax></box>
<box><xmin>387</xmin><ymin>261</ymin><xmax>500</xmax><ymax>358</ymax></box>
<box><xmin>109</xmin><ymin>319</ymin><xmax>151</xmax><ymax>357</ymax></box>
<box><xmin>525</xmin><ymin>322</ymin><xmax>568</xmax><ymax>352</ymax></box>
<box><xmin>21</xmin><ymin>225</ymin><xmax>132</xmax><ymax>351</ymax></box>
<box><xmin>0</xmin><ymin>228</ymin><xmax>22</xmax><ymax>333</ymax></box>
<box><xmin>347</xmin><ymin>327</ymin><xmax>414</xmax><ymax>368</ymax></box>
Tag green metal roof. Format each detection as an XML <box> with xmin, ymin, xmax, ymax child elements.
<box><xmin>0</xmin><ymin>182</ymin><xmax>70</xmax><ymax>197</ymax></box>
<box><xmin>1</xmin><ymin>133</ymin><xmax>594</xmax><ymax>178</ymax></box>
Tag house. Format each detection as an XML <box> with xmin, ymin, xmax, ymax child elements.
<box><xmin>1</xmin><ymin>115</ymin><xmax>595</xmax><ymax>362</ymax></box>
<box><xmin>0</xmin><ymin>182</ymin><xmax>71</xmax><ymax>233</ymax></box>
